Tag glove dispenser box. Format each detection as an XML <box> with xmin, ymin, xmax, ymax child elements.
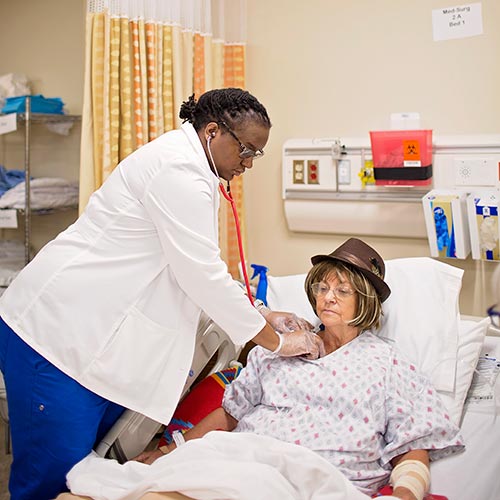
<box><xmin>422</xmin><ymin>190</ymin><xmax>471</xmax><ymax>259</ymax></box>
<box><xmin>467</xmin><ymin>190</ymin><xmax>500</xmax><ymax>261</ymax></box>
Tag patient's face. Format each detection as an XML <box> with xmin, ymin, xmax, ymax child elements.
<box><xmin>314</xmin><ymin>273</ymin><xmax>357</xmax><ymax>330</ymax></box>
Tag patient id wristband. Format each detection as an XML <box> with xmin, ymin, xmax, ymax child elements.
<box><xmin>172</xmin><ymin>430</ymin><xmax>186</xmax><ymax>448</ymax></box>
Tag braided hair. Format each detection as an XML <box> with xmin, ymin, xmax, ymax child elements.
<box><xmin>179</xmin><ymin>88</ymin><xmax>271</xmax><ymax>131</ymax></box>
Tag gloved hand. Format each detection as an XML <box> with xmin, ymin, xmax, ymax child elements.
<box><xmin>258</xmin><ymin>307</ymin><xmax>313</xmax><ymax>334</ymax></box>
<box><xmin>275</xmin><ymin>329</ymin><xmax>326</xmax><ymax>359</ymax></box>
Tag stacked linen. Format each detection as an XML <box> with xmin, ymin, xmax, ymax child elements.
<box><xmin>0</xmin><ymin>177</ymin><xmax>78</xmax><ymax>211</ymax></box>
<box><xmin>0</xmin><ymin>240</ymin><xmax>24</xmax><ymax>294</ymax></box>
<box><xmin>0</xmin><ymin>165</ymin><xmax>25</xmax><ymax>197</ymax></box>
<box><xmin>1</xmin><ymin>94</ymin><xmax>64</xmax><ymax>114</ymax></box>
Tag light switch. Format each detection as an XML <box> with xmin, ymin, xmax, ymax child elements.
<box><xmin>338</xmin><ymin>159</ymin><xmax>351</xmax><ymax>185</ymax></box>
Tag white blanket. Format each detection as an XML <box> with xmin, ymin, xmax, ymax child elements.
<box><xmin>67</xmin><ymin>432</ymin><xmax>372</xmax><ymax>500</ymax></box>
<box><xmin>0</xmin><ymin>177</ymin><xmax>78</xmax><ymax>210</ymax></box>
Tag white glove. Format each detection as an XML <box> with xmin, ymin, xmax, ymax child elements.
<box><xmin>274</xmin><ymin>329</ymin><xmax>325</xmax><ymax>359</ymax></box>
<box><xmin>257</xmin><ymin>306</ymin><xmax>313</xmax><ymax>334</ymax></box>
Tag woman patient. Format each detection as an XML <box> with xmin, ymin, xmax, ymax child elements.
<box><xmin>135</xmin><ymin>238</ymin><xmax>464</xmax><ymax>499</ymax></box>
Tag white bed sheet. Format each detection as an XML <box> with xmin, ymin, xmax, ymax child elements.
<box><xmin>68</xmin><ymin>432</ymin><xmax>369</xmax><ymax>500</ymax></box>
<box><xmin>431</xmin><ymin>335</ymin><xmax>500</xmax><ymax>500</ymax></box>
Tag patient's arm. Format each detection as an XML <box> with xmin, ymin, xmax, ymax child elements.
<box><xmin>132</xmin><ymin>408</ymin><xmax>238</xmax><ymax>464</ymax></box>
<box><xmin>390</xmin><ymin>449</ymin><xmax>430</xmax><ymax>500</ymax></box>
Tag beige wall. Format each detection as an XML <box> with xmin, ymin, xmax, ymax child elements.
<box><xmin>0</xmin><ymin>0</ymin><xmax>498</xmax><ymax>315</ymax></box>
<box><xmin>245</xmin><ymin>0</ymin><xmax>500</xmax><ymax>315</ymax></box>
<box><xmin>0</xmin><ymin>0</ymin><xmax>86</xmax><ymax>114</ymax></box>
<box><xmin>0</xmin><ymin>0</ymin><xmax>85</xmax><ymax>251</ymax></box>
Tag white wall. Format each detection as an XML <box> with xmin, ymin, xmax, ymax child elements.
<box><xmin>245</xmin><ymin>0</ymin><xmax>500</xmax><ymax>315</ymax></box>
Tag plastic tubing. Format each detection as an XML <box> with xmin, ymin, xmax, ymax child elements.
<box><xmin>219</xmin><ymin>182</ymin><xmax>254</xmax><ymax>306</ymax></box>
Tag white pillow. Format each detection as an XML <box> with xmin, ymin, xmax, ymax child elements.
<box><xmin>438</xmin><ymin>317</ymin><xmax>489</xmax><ymax>424</ymax></box>
<box><xmin>267</xmin><ymin>273</ymin><xmax>319</xmax><ymax>327</ymax></box>
<box><xmin>376</xmin><ymin>258</ymin><xmax>463</xmax><ymax>394</ymax></box>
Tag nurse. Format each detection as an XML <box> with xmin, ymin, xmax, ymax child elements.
<box><xmin>0</xmin><ymin>88</ymin><xmax>323</xmax><ymax>500</ymax></box>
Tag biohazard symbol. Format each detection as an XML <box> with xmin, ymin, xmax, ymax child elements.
<box><xmin>403</xmin><ymin>140</ymin><xmax>420</xmax><ymax>161</ymax></box>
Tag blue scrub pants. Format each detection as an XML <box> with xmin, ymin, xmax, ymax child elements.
<box><xmin>0</xmin><ymin>317</ymin><xmax>125</xmax><ymax>500</ymax></box>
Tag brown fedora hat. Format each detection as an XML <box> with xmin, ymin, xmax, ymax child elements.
<box><xmin>310</xmin><ymin>238</ymin><xmax>391</xmax><ymax>302</ymax></box>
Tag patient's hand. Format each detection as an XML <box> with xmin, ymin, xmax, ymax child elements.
<box><xmin>132</xmin><ymin>448</ymin><xmax>167</xmax><ymax>465</ymax></box>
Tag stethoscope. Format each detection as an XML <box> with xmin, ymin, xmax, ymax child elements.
<box><xmin>207</xmin><ymin>135</ymin><xmax>255</xmax><ymax>306</ymax></box>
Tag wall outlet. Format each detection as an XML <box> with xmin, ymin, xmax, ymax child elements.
<box><xmin>292</xmin><ymin>160</ymin><xmax>305</xmax><ymax>184</ymax></box>
<box><xmin>307</xmin><ymin>159</ymin><xmax>319</xmax><ymax>184</ymax></box>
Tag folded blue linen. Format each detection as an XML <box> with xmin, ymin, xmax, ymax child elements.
<box><xmin>1</xmin><ymin>95</ymin><xmax>64</xmax><ymax>114</ymax></box>
<box><xmin>0</xmin><ymin>165</ymin><xmax>25</xmax><ymax>197</ymax></box>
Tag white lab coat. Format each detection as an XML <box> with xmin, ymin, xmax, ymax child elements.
<box><xmin>0</xmin><ymin>123</ymin><xmax>265</xmax><ymax>424</ymax></box>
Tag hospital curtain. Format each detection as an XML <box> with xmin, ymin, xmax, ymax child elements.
<box><xmin>81</xmin><ymin>0</ymin><xmax>248</xmax><ymax>278</ymax></box>
<box><xmin>222</xmin><ymin>43</ymin><xmax>246</xmax><ymax>277</ymax></box>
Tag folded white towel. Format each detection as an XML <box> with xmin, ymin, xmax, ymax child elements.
<box><xmin>0</xmin><ymin>177</ymin><xmax>78</xmax><ymax>210</ymax></box>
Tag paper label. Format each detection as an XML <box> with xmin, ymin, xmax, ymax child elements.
<box><xmin>0</xmin><ymin>209</ymin><xmax>18</xmax><ymax>228</ymax></box>
<box><xmin>0</xmin><ymin>113</ymin><xmax>17</xmax><ymax>135</ymax></box>
<box><xmin>466</xmin><ymin>355</ymin><xmax>500</xmax><ymax>412</ymax></box>
<box><xmin>432</xmin><ymin>3</ymin><xmax>483</xmax><ymax>42</ymax></box>
<box><xmin>403</xmin><ymin>140</ymin><xmax>421</xmax><ymax>167</ymax></box>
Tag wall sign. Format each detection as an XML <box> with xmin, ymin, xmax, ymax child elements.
<box><xmin>432</xmin><ymin>3</ymin><xmax>483</xmax><ymax>41</ymax></box>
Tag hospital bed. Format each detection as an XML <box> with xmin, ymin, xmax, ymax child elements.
<box><xmin>30</xmin><ymin>258</ymin><xmax>500</xmax><ymax>499</ymax></box>
<box><xmin>95</xmin><ymin>310</ymin><xmax>242</xmax><ymax>462</ymax></box>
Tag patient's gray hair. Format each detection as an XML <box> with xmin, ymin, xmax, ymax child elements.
<box><xmin>305</xmin><ymin>260</ymin><xmax>383</xmax><ymax>331</ymax></box>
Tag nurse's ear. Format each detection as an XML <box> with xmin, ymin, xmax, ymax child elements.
<box><xmin>205</xmin><ymin>122</ymin><xmax>218</xmax><ymax>142</ymax></box>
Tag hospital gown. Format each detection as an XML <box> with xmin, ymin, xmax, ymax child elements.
<box><xmin>222</xmin><ymin>331</ymin><xmax>464</xmax><ymax>495</ymax></box>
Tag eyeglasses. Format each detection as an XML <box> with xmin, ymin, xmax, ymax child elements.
<box><xmin>487</xmin><ymin>304</ymin><xmax>500</xmax><ymax>328</ymax></box>
<box><xmin>311</xmin><ymin>282</ymin><xmax>355</xmax><ymax>301</ymax></box>
<box><xmin>220</xmin><ymin>121</ymin><xmax>264</xmax><ymax>160</ymax></box>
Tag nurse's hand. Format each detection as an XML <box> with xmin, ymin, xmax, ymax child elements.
<box><xmin>276</xmin><ymin>330</ymin><xmax>325</xmax><ymax>359</ymax></box>
<box><xmin>261</xmin><ymin>309</ymin><xmax>314</xmax><ymax>334</ymax></box>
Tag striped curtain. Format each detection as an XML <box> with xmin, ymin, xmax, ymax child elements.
<box><xmin>222</xmin><ymin>43</ymin><xmax>246</xmax><ymax>277</ymax></box>
<box><xmin>81</xmin><ymin>0</ymin><xmax>248</xmax><ymax>277</ymax></box>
